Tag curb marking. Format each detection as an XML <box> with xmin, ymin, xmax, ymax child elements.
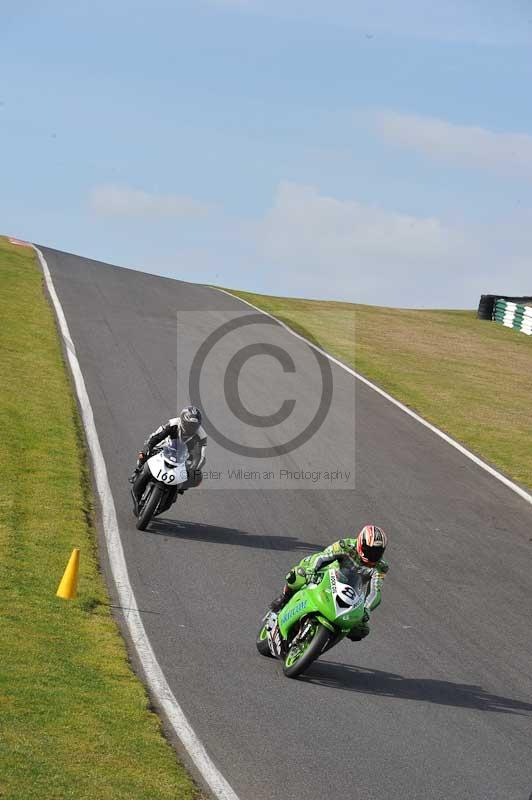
<box><xmin>9</xmin><ymin>237</ymin><xmax>32</xmax><ymax>247</ymax></box>
<box><xmin>35</xmin><ymin>247</ymin><xmax>240</xmax><ymax>800</ymax></box>
<box><xmin>215</xmin><ymin>288</ymin><xmax>532</xmax><ymax>508</ymax></box>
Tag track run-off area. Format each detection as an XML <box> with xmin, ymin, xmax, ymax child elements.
<box><xmin>39</xmin><ymin>246</ymin><xmax>532</xmax><ymax>800</ymax></box>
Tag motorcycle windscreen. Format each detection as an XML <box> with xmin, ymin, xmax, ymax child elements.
<box><xmin>332</xmin><ymin>567</ymin><xmax>366</xmax><ymax>618</ymax></box>
<box><xmin>163</xmin><ymin>441</ymin><xmax>188</xmax><ymax>466</ymax></box>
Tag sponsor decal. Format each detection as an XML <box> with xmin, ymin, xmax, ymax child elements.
<box><xmin>280</xmin><ymin>599</ymin><xmax>307</xmax><ymax>625</ymax></box>
<box><xmin>272</xmin><ymin>624</ymin><xmax>282</xmax><ymax>655</ymax></box>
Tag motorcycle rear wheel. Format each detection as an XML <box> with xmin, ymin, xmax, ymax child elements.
<box><xmin>256</xmin><ymin>623</ymin><xmax>273</xmax><ymax>657</ymax></box>
<box><xmin>283</xmin><ymin>621</ymin><xmax>331</xmax><ymax>679</ymax></box>
<box><xmin>136</xmin><ymin>484</ymin><xmax>163</xmax><ymax>531</ymax></box>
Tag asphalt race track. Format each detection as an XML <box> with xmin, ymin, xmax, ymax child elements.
<box><xmin>40</xmin><ymin>246</ymin><xmax>532</xmax><ymax>800</ymax></box>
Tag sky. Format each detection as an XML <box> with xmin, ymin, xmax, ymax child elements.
<box><xmin>2</xmin><ymin>1</ymin><xmax>532</xmax><ymax>308</ymax></box>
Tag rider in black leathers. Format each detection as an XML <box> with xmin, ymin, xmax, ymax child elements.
<box><xmin>130</xmin><ymin>405</ymin><xmax>207</xmax><ymax>512</ymax></box>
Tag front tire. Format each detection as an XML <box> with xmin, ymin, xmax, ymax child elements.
<box><xmin>136</xmin><ymin>484</ymin><xmax>163</xmax><ymax>531</ymax></box>
<box><xmin>283</xmin><ymin>621</ymin><xmax>331</xmax><ymax>679</ymax></box>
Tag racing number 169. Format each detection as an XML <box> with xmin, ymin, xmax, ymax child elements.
<box><xmin>156</xmin><ymin>469</ymin><xmax>175</xmax><ymax>483</ymax></box>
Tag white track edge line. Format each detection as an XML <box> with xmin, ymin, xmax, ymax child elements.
<box><xmin>35</xmin><ymin>247</ymin><xmax>240</xmax><ymax>800</ymax></box>
<box><xmin>215</xmin><ymin>287</ymin><xmax>532</xmax><ymax>507</ymax></box>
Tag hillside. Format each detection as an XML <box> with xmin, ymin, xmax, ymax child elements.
<box><xmin>227</xmin><ymin>289</ymin><xmax>532</xmax><ymax>491</ymax></box>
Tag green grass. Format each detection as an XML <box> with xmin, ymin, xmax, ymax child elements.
<box><xmin>226</xmin><ymin>289</ymin><xmax>532</xmax><ymax>491</ymax></box>
<box><xmin>0</xmin><ymin>237</ymin><xmax>201</xmax><ymax>800</ymax></box>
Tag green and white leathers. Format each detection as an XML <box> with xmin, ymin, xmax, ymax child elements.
<box><xmin>257</xmin><ymin>538</ymin><xmax>389</xmax><ymax>678</ymax></box>
<box><xmin>289</xmin><ymin>538</ymin><xmax>388</xmax><ymax>612</ymax></box>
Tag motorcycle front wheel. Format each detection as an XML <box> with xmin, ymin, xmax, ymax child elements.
<box><xmin>136</xmin><ymin>484</ymin><xmax>163</xmax><ymax>531</ymax></box>
<box><xmin>283</xmin><ymin>621</ymin><xmax>331</xmax><ymax>679</ymax></box>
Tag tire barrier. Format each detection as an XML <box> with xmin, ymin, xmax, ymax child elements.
<box><xmin>477</xmin><ymin>294</ymin><xmax>497</xmax><ymax>320</ymax></box>
<box><xmin>492</xmin><ymin>298</ymin><xmax>532</xmax><ymax>336</ymax></box>
<box><xmin>477</xmin><ymin>294</ymin><xmax>532</xmax><ymax>322</ymax></box>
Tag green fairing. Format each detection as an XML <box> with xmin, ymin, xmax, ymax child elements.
<box><xmin>259</xmin><ymin>541</ymin><xmax>387</xmax><ymax>677</ymax></box>
<box><xmin>278</xmin><ymin>560</ymin><xmax>367</xmax><ymax>640</ymax></box>
<box><xmin>287</xmin><ymin>538</ymin><xmax>388</xmax><ymax>612</ymax></box>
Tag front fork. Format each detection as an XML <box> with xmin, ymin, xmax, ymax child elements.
<box><xmin>269</xmin><ymin>614</ymin><xmax>335</xmax><ymax>660</ymax></box>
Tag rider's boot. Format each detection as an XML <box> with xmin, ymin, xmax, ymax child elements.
<box><xmin>158</xmin><ymin>487</ymin><xmax>178</xmax><ymax>514</ymax></box>
<box><xmin>269</xmin><ymin>584</ymin><xmax>293</xmax><ymax>613</ymax></box>
<box><xmin>129</xmin><ymin>452</ymin><xmax>147</xmax><ymax>483</ymax></box>
<box><xmin>130</xmin><ymin>464</ymin><xmax>149</xmax><ymax>516</ymax></box>
<box><xmin>130</xmin><ymin>487</ymin><xmax>139</xmax><ymax>516</ymax></box>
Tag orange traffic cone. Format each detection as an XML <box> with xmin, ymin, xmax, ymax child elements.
<box><xmin>56</xmin><ymin>548</ymin><xmax>80</xmax><ymax>599</ymax></box>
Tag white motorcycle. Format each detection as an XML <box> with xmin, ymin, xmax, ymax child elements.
<box><xmin>131</xmin><ymin>441</ymin><xmax>189</xmax><ymax>530</ymax></box>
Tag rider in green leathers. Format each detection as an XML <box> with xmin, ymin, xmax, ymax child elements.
<box><xmin>270</xmin><ymin>525</ymin><xmax>389</xmax><ymax>641</ymax></box>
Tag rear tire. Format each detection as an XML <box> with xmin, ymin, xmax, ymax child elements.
<box><xmin>256</xmin><ymin>622</ymin><xmax>273</xmax><ymax>657</ymax></box>
<box><xmin>283</xmin><ymin>621</ymin><xmax>331</xmax><ymax>679</ymax></box>
<box><xmin>136</xmin><ymin>485</ymin><xmax>163</xmax><ymax>531</ymax></box>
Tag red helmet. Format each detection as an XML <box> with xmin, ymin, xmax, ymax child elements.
<box><xmin>356</xmin><ymin>525</ymin><xmax>387</xmax><ymax>565</ymax></box>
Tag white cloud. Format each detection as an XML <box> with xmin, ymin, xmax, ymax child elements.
<box><xmin>86</xmin><ymin>179</ymin><xmax>532</xmax><ymax>308</ymax></box>
<box><xmin>261</xmin><ymin>181</ymin><xmax>452</xmax><ymax>261</ymax></box>
<box><xmin>249</xmin><ymin>181</ymin><xmax>532</xmax><ymax>307</ymax></box>
<box><xmin>256</xmin><ymin>181</ymin><xmax>461</xmax><ymax>300</ymax></box>
<box><xmin>89</xmin><ymin>184</ymin><xmax>209</xmax><ymax>218</ymax></box>
<box><xmin>373</xmin><ymin>111</ymin><xmax>532</xmax><ymax>179</ymax></box>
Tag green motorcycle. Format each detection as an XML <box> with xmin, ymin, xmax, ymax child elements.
<box><xmin>256</xmin><ymin>562</ymin><xmax>367</xmax><ymax>678</ymax></box>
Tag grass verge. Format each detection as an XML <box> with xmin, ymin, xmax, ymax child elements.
<box><xmin>227</xmin><ymin>289</ymin><xmax>532</xmax><ymax>491</ymax></box>
<box><xmin>0</xmin><ymin>236</ymin><xmax>200</xmax><ymax>800</ymax></box>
